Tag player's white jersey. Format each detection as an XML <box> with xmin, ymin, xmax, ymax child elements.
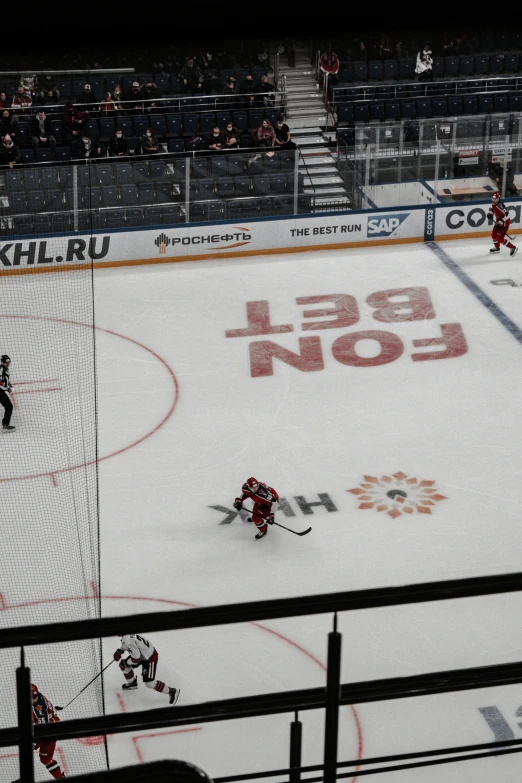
<box><xmin>120</xmin><ymin>634</ymin><xmax>156</xmax><ymax>663</ymax></box>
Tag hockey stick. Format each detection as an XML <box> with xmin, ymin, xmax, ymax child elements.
<box><xmin>55</xmin><ymin>660</ymin><xmax>114</xmax><ymax>711</ymax></box>
<box><xmin>242</xmin><ymin>507</ymin><xmax>312</xmax><ymax>536</ymax></box>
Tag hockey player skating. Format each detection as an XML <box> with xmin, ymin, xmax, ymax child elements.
<box><xmin>234</xmin><ymin>477</ymin><xmax>279</xmax><ymax>540</ymax></box>
<box><xmin>114</xmin><ymin>634</ymin><xmax>180</xmax><ymax>705</ymax></box>
<box><xmin>23</xmin><ymin>684</ymin><xmax>66</xmax><ymax>779</ymax></box>
<box><xmin>488</xmin><ymin>192</ymin><xmax>518</xmax><ymax>257</ymax></box>
<box><xmin>0</xmin><ymin>355</ymin><xmax>15</xmax><ymax>432</ymax></box>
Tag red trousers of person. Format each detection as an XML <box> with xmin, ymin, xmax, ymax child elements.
<box><xmin>35</xmin><ymin>741</ymin><xmax>65</xmax><ymax>778</ymax></box>
<box><xmin>492</xmin><ymin>221</ymin><xmax>514</xmax><ymax>249</ymax></box>
<box><xmin>252</xmin><ymin>501</ymin><xmax>271</xmax><ymax>534</ymax></box>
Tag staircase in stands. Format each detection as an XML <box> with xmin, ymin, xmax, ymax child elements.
<box><xmin>274</xmin><ymin>46</ymin><xmax>350</xmax><ymax>210</ymax></box>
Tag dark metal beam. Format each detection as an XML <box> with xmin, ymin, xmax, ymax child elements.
<box><xmin>1</xmin><ymin>571</ymin><xmax>522</xmax><ymax>648</ymax></box>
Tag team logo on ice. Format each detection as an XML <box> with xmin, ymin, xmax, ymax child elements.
<box><xmin>367</xmin><ymin>213</ymin><xmax>409</xmax><ymax>238</ymax></box>
<box><xmin>347</xmin><ymin>472</ymin><xmax>447</xmax><ymax>519</ymax></box>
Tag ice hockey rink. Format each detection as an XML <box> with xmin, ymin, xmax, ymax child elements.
<box><xmin>4</xmin><ymin>236</ymin><xmax>522</xmax><ymax>781</ymax></box>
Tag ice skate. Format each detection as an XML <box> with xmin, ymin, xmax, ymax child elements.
<box><xmin>255</xmin><ymin>528</ymin><xmax>268</xmax><ymax>540</ymax></box>
<box><xmin>122</xmin><ymin>678</ymin><xmax>138</xmax><ymax>690</ymax></box>
<box><xmin>490</xmin><ymin>246</ymin><xmax>500</xmax><ymax>253</ymax></box>
<box><xmin>2</xmin><ymin>425</ymin><xmax>15</xmax><ymax>432</ymax></box>
<box><xmin>510</xmin><ymin>246</ymin><xmax>518</xmax><ymax>257</ymax></box>
<box><xmin>168</xmin><ymin>687</ymin><xmax>180</xmax><ymax>705</ymax></box>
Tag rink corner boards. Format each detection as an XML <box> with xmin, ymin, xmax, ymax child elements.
<box><xmin>1</xmin><ymin>198</ymin><xmax>522</xmax><ymax>274</ymax></box>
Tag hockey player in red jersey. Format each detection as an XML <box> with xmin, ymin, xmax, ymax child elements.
<box><xmin>488</xmin><ymin>192</ymin><xmax>518</xmax><ymax>257</ymax></box>
<box><xmin>30</xmin><ymin>684</ymin><xmax>66</xmax><ymax>779</ymax></box>
<box><xmin>234</xmin><ymin>477</ymin><xmax>279</xmax><ymax>540</ymax></box>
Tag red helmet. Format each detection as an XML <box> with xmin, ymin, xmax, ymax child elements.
<box><xmin>492</xmin><ymin>191</ymin><xmax>500</xmax><ymax>203</ymax></box>
<box><xmin>31</xmin><ymin>684</ymin><xmax>38</xmax><ymax>699</ymax></box>
<box><xmin>246</xmin><ymin>477</ymin><xmax>259</xmax><ymax>491</ymax></box>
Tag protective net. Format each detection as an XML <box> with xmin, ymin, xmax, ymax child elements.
<box><xmin>0</xmin><ymin>162</ymin><xmax>107</xmax><ymax>780</ymax></box>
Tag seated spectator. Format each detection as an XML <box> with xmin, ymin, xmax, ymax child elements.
<box><xmin>64</xmin><ymin>100</ymin><xmax>84</xmax><ymax>142</ymax></box>
<box><xmin>179</xmin><ymin>58</ymin><xmax>204</xmax><ymax>95</ymax></box>
<box><xmin>141</xmin><ymin>127</ymin><xmax>160</xmax><ymax>154</ymax></box>
<box><xmin>0</xmin><ymin>92</ymin><xmax>8</xmax><ymax>109</ymax></box>
<box><xmin>139</xmin><ymin>79</ymin><xmax>161</xmax><ymax>113</ymax></box>
<box><xmin>11</xmin><ymin>86</ymin><xmax>32</xmax><ymax>116</ymax></box>
<box><xmin>31</xmin><ymin>109</ymin><xmax>56</xmax><ymax>155</ymax></box>
<box><xmin>206</xmin><ymin>126</ymin><xmax>224</xmax><ymax>151</ymax></box>
<box><xmin>40</xmin><ymin>89</ymin><xmax>60</xmax><ymax>107</ymax></box>
<box><xmin>100</xmin><ymin>92</ymin><xmax>116</xmax><ymax>115</ymax></box>
<box><xmin>20</xmin><ymin>74</ymin><xmax>36</xmax><ymax>96</ymax></box>
<box><xmin>109</xmin><ymin>128</ymin><xmax>129</xmax><ymax>157</ymax></box>
<box><xmin>38</xmin><ymin>73</ymin><xmax>59</xmax><ymax>99</ymax></box>
<box><xmin>256</xmin><ymin>74</ymin><xmax>275</xmax><ymax>108</ymax></box>
<box><xmin>240</xmin><ymin>74</ymin><xmax>256</xmax><ymax>110</ymax></box>
<box><xmin>415</xmin><ymin>43</ymin><xmax>433</xmax><ymax>81</ymax></box>
<box><xmin>256</xmin><ymin>119</ymin><xmax>275</xmax><ymax>148</ymax></box>
<box><xmin>0</xmin><ymin>134</ymin><xmax>21</xmax><ymax>167</ymax></box>
<box><xmin>77</xmin><ymin>84</ymin><xmax>98</xmax><ymax>113</ymax></box>
<box><xmin>224</xmin><ymin>122</ymin><xmax>240</xmax><ymax>149</ymax></box>
<box><xmin>124</xmin><ymin>81</ymin><xmax>142</xmax><ymax>111</ymax></box>
<box><xmin>221</xmin><ymin>75</ymin><xmax>240</xmax><ymax>110</ymax></box>
<box><xmin>274</xmin><ymin>119</ymin><xmax>295</xmax><ymax>150</ymax></box>
<box><xmin>74</xmin><ymin>129</ymin><xmax>102</xmax><ymax>159</ymax></box>
<box><xmin>395</xmin><ymin>39</ymin><xmax>408</xmax><ymax>60</ymax></box>
<box><xmin>0</xmin><ymin>109</ymin><xmax>18</xmax><ymax>142</ymax></box>
<box><xmin>320</xmin><ymin>45</ymin><xmax>340</xmax><ymax>87</ymax></box>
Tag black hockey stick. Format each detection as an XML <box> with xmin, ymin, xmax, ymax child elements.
<box><xmin>55</xmin><ymin>660</ymin><xmax>114</xmax><ymax>711</ymax></box>
<box><xmin>242</xmin><ymin>507</ymin><xmax>312</xmax><ymax>536</ymax></box>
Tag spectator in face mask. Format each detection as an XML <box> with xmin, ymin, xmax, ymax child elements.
<box><xmin>221</xmin><ymin>75</ymin><xmax>240</xmax><ymax>111</ymax></box>
<box><xmin>77</xmin><ymin>84</ymin><xmax>97</xmax><ymax>112</ymax></box>
<box><xmin>0</xmin><ymin>109</ymin><xmax>18</xmax><ymax>142</ymax></box>
<box><xmin>124</xmin><ymin>81</ymin><xmax>142</xmax><ymax>111</ymax></box>
<box><xmin>0</xmin><ymin>134</ymin><xmax>21</xmax><ymax>167</ymax></box>
<box><xmin>224</xmin><ymin>122</ymin><xmax>240</xmax><ymax>148</ymax></box>
<box><xmin>141</xmin><ymin>127</ymin><xmax>160</xmax><ymax>153</ymax></box>
<box><xmin>240</xmin><ymin>73</ymin><xmax>255</xmax><ymax>110</ymax></box>
<box><xmin>109</xmin><ymin>127</ymin><xmax>129</xmax><ymax>156</ymax></box>
<box><xmin>206</xmin><ymin>126</ymin><xmax>224</xmax><ymax>151</ymax></box>
<box><xmin>112</xmin><ymin>85</ymin><xmax>125</xmax><ymax>114</ymax></box>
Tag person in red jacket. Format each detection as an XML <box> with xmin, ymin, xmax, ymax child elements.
<box><xmin>30</xmin><ymin>683</ymin><xmax>66</xmax><ymax>779</ymax></box>
<box><xmin>320</xmin><ymin>45</ymin><xmax>340</xmax><ymax>86</ymax></box>
<box><xmin>488</xmin><ymin>191</ymin><xmax>518</xmax><ymax>257</ymax></box>
<box><xmin>234</xmin><ymin>478</ymin><xmax>279</xmax><ymax>540</ymax></box>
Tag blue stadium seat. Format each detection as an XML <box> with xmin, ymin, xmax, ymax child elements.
<box><xmin>496</xmin><ymin>31</ymin><xmax>510</xmax><ymax>51</ymax></box>
<box><xmin>248</xmin><ymin>110</ymin><xmax>263</xmax><ymax>130</ymax></box>
<box><xmin>166</xmin><ymin>115</ymin><xmax>182</xmax><ymax>137</ymax></box>
<box><xmin>185</xmin><ymin>139</ymin><xmax>201</xmax><ymax>152</ymax></box>
<box><xmin>182</xmin><ymin>114</ymin><xmax>198</xmax><ymax>137</ymax></box>
<box><xmin>5</xmin><ymin>170</ymin><xmax>24</xmax><ymax>190</ymax></box>
<box><xmin>54</xmin><ymin>147</ymin><xmax>71</xmax><ymax>163</ymax></box>
<box><xmin>383</xmin><ymin>60</ymin><xmax>398</xmax><ymax>80</ymax></box>
<box><xmin>189</xmin><ymin>180</ymin><xmax>199</xmax><ymax>200</ymax></box>
<box><xmin>270</xmin><ymin>174</ymin><xmax>287</xmax><ymax>194</ymax></box>
<box><xmin>216</xmin><ymin>111</ymin><xmax>232</xmax><ymax>129</ymax></box>
<box><xmin>132</xmin><ymin>162</ymin><xmax>150</xmax><ymax>183</ymax></box>
<box><xmin>459</xmin><ymin>56</ymin><xmax>473</xmax><ymax>76</ymax></box>
<box><xmin>116</xmin><ymin>163</ymin><xmax>133</xmax><ymax>184</ymax></box>
<box><xmin>125</xmin><ymin>208</ymin><xmax>144</xmax><ymax>226</ymax></box>
<box><xmin>217</xmin><ymin>177</ymin><xmax>234</xmax><ymax>198</ymax></box>
<box><xmin>199</xmin><ymin>113</ymin><xmax>216</xmax><ymax>135</ymax></box>
<box><xmin>385</xmin><ymin>101</ymin><xmax>401</xmax><ymax>121</ymax></box>
<box><xmin>447</xmin><ymin>96</ymin><xmax>463</xmax><ymax>115</ymax></box>
<box><xmin>145</xmin><ymin>206</ymin><xmax>163</xmax><ymax>225</ymax></box>
<box><xmin>228</xmin><ymin>155</ymin><xmax>246</xmax><ymax>176</ymax></box>
<box><xmin>211</xmin><ymin>157</ymin><xmax>228</xmax><ymax>178</ymax></box>
<box><xmin>138</xmin><ymin>183</ymin><xmax>156</xmax><ymax>205</ymax></box>
<box><xmin>416</xmin><ymin>99</ymin><xmax>431</xmax><ymax>119</ymax></box>
<box><xmin>171</xmin><ymin>78</ymin><xmax>184</xmax><ymax>95</ymax></box>
<box><xmin>23</xmin><ymin>169</ymin><xmax>41</xmax><ymax>189</ymax></box>
<box><xmin>95</xmin><ymin>164</ymin><xmax>114</xmax><ymax>186</ymax></box>
<box><xmin>83</xmin><ymin>187</ymin><xmax>103</xmax><ymax>208</ymax></box>
<box><xmin>234</xmin><ymin>176</ymin><xmax>251</xmax><ymax>196</ymax></box>
<box><xmin>232</xmin><ymin>112</ymin><xmax>248</xmax><ymax>131</ymax></box>
<box><xmin>353</xmin><ymin>62</ymin><xmax>367</xmax><ymax>82</ymax></box>
<box><xmin>474</xmin><ymin>56</ymin><xmax>489</xmax><ymax>75</ymax></box>
<box><xmin>509</xmin><ymin>93</ymin><xmax>522</xmax><ymax>111</ymax></box>
<box><xmin>36</xmin><ymin>148</ymin><xmax>53</xmax><ymax>162</ymax></box>
<box><xmin>354</xmin><ymin>103</ymin><xmax>369</xmax><ymax>123</ymax></box>
<box><xmin>490</xmin><ymin>55</ymin><xmax>505</xmax><ymax>74</ymax></box>
<box><xmin>494</xmin><ymin>95</ymin><xmax>509</xmax><ymax>113</ymax></box>
<box><xmin>127</xmin><ymin>137</ymin><xmax>141</xmax><ymax>155</ymax></box>
<box><xmin>369</xmin><ymin>102</ymin><xmax>385</xmax><ymax>121</ymax></box>
<box><xmin>33</xmin><ymin>215</ymin><xmax>51</xmax><ymax>233</ymax></box>
<box><xmin>149</xmin><ymin>116</ymin><xmax>166</xmax><ymax>138</ymax></box>
<box><xmin>478</xmin><ymin>95</ymin><xmax>493</xmax><ymax>114</ymax></box>
<box><xmin>375</xmin><ymin>85</ymin><xmax>394</xmax><ymax>100</ymax></box>
<box><xmin>16</xmin><ymin>125</ymin><xmax>31</xmax><ymax>149</ymax></box>
<box><xmin>462</xmin><ymin>96</ymin><xmax>477</xmax><ymax>115</ymax></box>
<box><xmin>163</xmin><ymin>205</ymin><xmax>184</xmax><ymax>224</ymax></box>
<box><xmin>400</xmin><ymin>100</ymin><xmax>415</xmax><ymax>119</ymax></box>
<box><xmin>253</xmin><ymin>175</ymin><xmax>271</xmax><ymax>196</ymax></box>
<box><xmin>505</xmin><ymin>54</ymin><xmax>519</xmax><ymax>73</ymax></box>
<box><xmin>432</xmin><ymin>98</ymin><xmax>447</xmax><ymax>117</ymax></box>
<box><xmin>338</xmin><ymin>105</ymin><xmax>354</xmax><ymax>124</ymax></box>
<box><xmin>9</xmin><ymin>191</ymin><xmax>29</xmax><ymax>213</ymax></box>
<box><xmin>102</xmin><ymin>186</ymin><xmax>119</xmax><ymax>207</ymax></box>
<box><xmin>338</xmin><ymin>65</ymin><xmax>353</xmax><ymax>83</ymax></box>
<box><xmin>149</xmin><ymin>161</ymin><xmax>166</xmax><ymax>180</ymax></box>
<box><xmin>264</xmin><ymin>108</ymin><xmax>279</xmax><ymax>126</ymax></box>
<box><xmin>368</xmin><ymin>61</ymin><xmax>383</xmax><ymax>81</ymax></box>
<box><xmin>52</xmin><ymin>213</ymin><xmax>74</xmax><ymax>233</ymax></box>
<box><xmin>121</xmin><ymin>184</ymin><xmax>138</xmax><ymax>205</ymax></box>
<box><xmin>168</xmin><ymin>139</ymin><xmax>185</xmax><ymax>153</ymax></box>
<box><xmin>198</xmin><ymin>179</ymin><xmax>215</xmax><ymax>199</ymax></box>
<box><xmin>156</xmin><ymin>181</ymin><xmax>173</xmax><ymax>202</ymax></box>
<box><xmin>191</xmin><ymin>158</ymin><xmax>209</xmax><ymax>179</ymax></box>
<box><xmin>99</xmin><ymin>118</ymin><xmax>115</xmax><ymax>141</ymax></box>
<box><xmin>133</xmin><ymin>116</ymin><xmax>149</xmax><ymax>137</ymax></box>
<box><xmin>432</xmin><ymin>57</ymin><xmax>444</xmax><ymax>79</ymax></box>
<box><xmin>444</xmin><ymin>57</ymin><xmax>459</xmax><ymax>77</ymax></box>
<box><xmin>46</xmin><ymin>190</ymin><xmax>63</xmax><ymax>211</ymax></box>
<box><xmin>399</xmin><ymin>59</ymin><xmax>415</xmax><ymax>80</ymax></box>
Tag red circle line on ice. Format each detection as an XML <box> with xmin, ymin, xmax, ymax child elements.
<box><xmin>0</xmin><ymin>592</ymin><xmax>364</xmax><ymax>778</ymax></box>
<box><xmin>0</xmin><ymin>314</ymin><xmax>179</xmax><ymax>483</ymax></box>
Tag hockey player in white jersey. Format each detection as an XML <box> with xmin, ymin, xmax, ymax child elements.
<box><xmin>113</xmin><ymin>633</ymin><xmax>180</xmax><ymax>705</ymax></box>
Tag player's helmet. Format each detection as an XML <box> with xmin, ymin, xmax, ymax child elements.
<box><xmin>31</xmin><ymin>684</ymin><xmax>38</xmax><ymax>699</ymax></box>
<box><xmin>246</xmin><ymin>477</ymin><xmax>259</xmax><ymax>491</ymax></box>
<box><xmin>492</xmin><ymin>191</ymin><xmax>500</xmax><ymax>203</ymax></box>
<box><xmin>1</xmin><ymin>355</ymin><xmax>10</xmax><ymax>363</ymax></box>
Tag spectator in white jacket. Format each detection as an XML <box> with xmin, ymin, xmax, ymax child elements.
<box><xmin>415</xmin><ymin>44</ymin><xmax>433</xmax><ymax>81</ymax></box>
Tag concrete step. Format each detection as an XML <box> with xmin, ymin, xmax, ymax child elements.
<box><xmin>299</xmin><ymin>165</ymin><xmax>339</xmax><ymax>176</ymax></box>
<box><xmin>286</xmin><ymin>92</ymin><xmax>322</xmax><ymax>100</ymax></box>
<box><xmin>304</xmin><ymin>174</ymin><xmax>344</xmax><ymax>187</ymax></box>
<box><xmin>299</xmin><ymin>156</ymin><xmax>336</xmax><ymax>167</ymax></box>
<box><xmin>304</xmin><ymin>185</ymin><xmax>348</xmax><ymax>195</ymax></box>
<box><xmin>284</xmin><ymin>84</ymin><xmax>321</xmax><ymax>94</ymax></box>
<box><xmin>302</xmin><ymin>148</ymin><xmax>334</xmax><ymax>158</ymax></box>
<box><xmin>287</xmin><ymin>117</ymin><xmax>327</xmax><ymax>130</ymax></box>
<box><xmin>288</xmin><ymin>106</ymin><xmax>327</xmax><ymax>116</ymax></box>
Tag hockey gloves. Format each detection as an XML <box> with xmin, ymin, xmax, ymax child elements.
<box><xmin>267</xmin><ymin>513</ymin><xmax>275</xmax><ymax>525</ymax></box>
<box><xmin>233</xmin><ymin>498</ymin><xmax>243</xmax><ymax>511</ymax></box>
<box><xmin>113</xmin><ymin>648</ymin><xmax>124</xmax><ymax>661</ymax></box>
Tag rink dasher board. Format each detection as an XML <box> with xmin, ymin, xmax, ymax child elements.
<box><xmin>1</xmin><ymin>199</ymin><xmax>522</xmax><ymax>272</ymax></box>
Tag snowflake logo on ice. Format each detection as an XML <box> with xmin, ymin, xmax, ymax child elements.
<box><xmin>347</xmin><ymin>472</ymin><xmax>447</xmax><ymax>519</ymax></box>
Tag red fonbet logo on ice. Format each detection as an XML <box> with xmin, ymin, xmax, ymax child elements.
<box><xmin>225</xmin><ymin>288</ymin><xmax>468</xmax><ymax>377</ymax></box>
<box><xmin>347</xmin><ymin>473</ymin><xmax>447</xmax><ymax>519</ymax></box>
<box><xmin>153</xmin><ymin>227</ymin><xmax>251</xmax><ymax>254</ymax></box>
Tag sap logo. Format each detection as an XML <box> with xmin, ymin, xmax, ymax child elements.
<box><xmin>367</xmin><ymin>214</ymin><xmax>409</xmax><ymax>237</ymax></box>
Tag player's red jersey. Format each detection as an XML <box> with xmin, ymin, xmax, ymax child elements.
<box><xmin>488</xmin><ymin>200</ymin><xmax>510</xmax><ymax>229</ymax></box>
<box><xmin>32</xmin><ymin>693</ymin><xmax>60</xmax><ymax>725</ymax></box>
<box><xmin>240</xmin><ymin>481</ymin><xmax>279</xmax><ymax>507</ymax></box>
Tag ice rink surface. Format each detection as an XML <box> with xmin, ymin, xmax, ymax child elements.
<box><xmin>6</xmin><ymin>237</ymin><xmax>522</xmax><ymax>780</ymax></box>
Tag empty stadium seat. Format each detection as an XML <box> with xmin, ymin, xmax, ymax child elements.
<box><xmin>509</xmin><ymin>93</ymin><xmax>522</xmax><ymax>111</ymax></box>
<box><xmin>168</xmin><ymin>139</ymin><xmax>185</xmax><ymax>153</ymax></box>
<box><xmin>353</xmin><ymin>62</ymin><xmax>367</xmax><ymax>82</ymax></box>
<box><xmin>116</xmin><ymin>117</ymin><xmax>133</xmax><ymax>137</ymax></box>
<box><xmin>459</xmin><ymin>56</ymin><xmax>473</xmax><ymax>76</ymax></box>
<box><xmin>199</xmin><ymin>114</ymin><xmax>215</xmax><ymax>135</ymax></box>
<box><xmin>462</xmin><ymin>96</ymin><xmax>477</xmax><ymax>115</ymax></box>
<box><xmin>55</xmin><ymin>147</ymin><xmax>71</xmax><ymax>161</ymax></box>
<box><xmin>338</xmin><ymin>105</ymin><xmax>354</xmax><ymax>124</ymax></box>
<box><xmin>416</xmin><ymin>99</ymin><xmax>431</xmax><ymax>119</ymax></box>
<box><xmin>133</xmin><ymin>116</ymin><xmax>149</xmax><ymax>136</ymax></box>
<box><xmin>232</xmin><ymin>112</ymin><xmax>248</xmax><ymax>132</ymax></box>
<box><xmin>475</xmin><ymin>56</ymin><xmax>489</xmax><ymax>75</ymax></box>
<box><xmin>132</xmin><ymin>162</ymin><xmax>149</xmax><ymax>182</ymax></box>
<box><xmin>399</xmin><ymin>59</ymin><xmax>415</xmax><ymax>80</ymax></box>
<box><xmin>216</xmin><ymin>111</ymin><xmax>232</xmax><ymax>129</ymax></box>
<box><xmin>228</xmin><ymin>155</ymin><xmax>246</xmax><ymax>176</ymax></box>
<box><xmin>444</xmin><ymin>57</ymin><xmax>459</xmax><ymax>77</ymax></box>
<box><xmin>432</xmin><ymin>98</ymin><xmax>447</xmax><ymax>117</ymax></box>
<box><xmin>400</xmin><ymin>100</ymin><xmax>415</xmax><ymax>119</ymax></box>
<box><xmin>166</xmin><ymin>115</ymin><xmax>182</xmax><ymax>137</ymax></box>
<box><xmin>478</xmin><ymin>95</ymin><xmax>493</xmax><ymax>114</ymax></box>
<box><xmin>505</xmin><ymin>54</ymin><xmax>519</xmax><ymax>73</ymax></box>
<box><xmin>368</xmin><ymin>61</ymin><xmax>383</xmax><ymax>81</ymax></box>
<box><xmin>211</xmin><ymin>158</ymin><xmax>228</xmax><ymax>178</ymax></box>
<box><xmin>95</xmin><ymin>164</ymin><xmax>114</xmax><ymax>186</ymax></box>
<box><xmin>217</xmin><ymin>178</ymin><xmax>234</xmax><ymax>198</ymax></box>
<box><xmin>383</xmin><ymin>60</ymin><xmax>398</xmax><ymax>80</ymax></box>
<box><xmin>99</xmin><ymin>118</ymin><xmax>115</xmax><ymax>141</ymax></box>
<box><xmin>23</xmin><ymin>169</ymin><xmax>41</xmax><ymax>189</ymax></box>
<box><xmin>116</xmin><ymin>164</ymin><xmax>133</xmax><ymax>184</ymax></box>
<box><xmin>150</xmin><ymin>116</ymin><xmax>166</xmax><ymax>138</ymax></box>
<box><xmin>138</xmin><ymin>183</ymin><xmax>156</xmax><ymax>205</ymax></box>
<box><xmin>191</xmin><ymin>158</ymin><xmax>209</xmax><ymax>179</ymax></box>
<box><xmin>432</xmin><ymin>57</ymin><xmax>444</xmax><ymax>79</ymax></box>
<box><xmin>354</xmin><ymin>103</ymin><xmax>369</xmax><ymax>123</ymax></box>
<box><xmin>385</xmin><ymin>102</ymin><xmax>401</xmax><ymax>121</ymax></box>
<box><xmin>270</xmin><ymin>174</ymin><xmax>287</xmax><ymax>194</ymax></box>
<box><xmin>182</xmin><ymin>114</ymin><xmax>198</xmax><ymax>137</ymax></box>
<box><xmin>121</xmin><ymin>184</ymin><xmax>138</xmax><ymax>205</ymax></box>
<box><xmin>156</xmin><ymin>181</ymin><xmax>173</xmax><ymax>202</ymax></box>
<box><xmin>490</xmin><ymin>55</ymin><xmax>505</xmax><ymax>74</ymax></box>
<box><xmin>198</xmin><ymin>179</ymin><xmax>215</xmax><ymax>199</ymax></box>
<box><xmin>369</xmin><ymin>102</ymin><xmax>385</xmax><ymax>121</ymax></box>
<box><xmin>494</xmin><ymin>95</ymin><xmax>509</xmax><ymax>113</ymax></box>
<box><xmin>447</xmin><ymin>96</ymin><xmax>463</xmax><ymax>115</ymax></box>
<box><xmin>126</xmin><ymin>208</ymin><xmax>144</xmax><ymax>226</ymax></box>
<box><xmin>102</xmin><ymin>186</ymin><xmax>119</xmax><ymax>207</ymax></box>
